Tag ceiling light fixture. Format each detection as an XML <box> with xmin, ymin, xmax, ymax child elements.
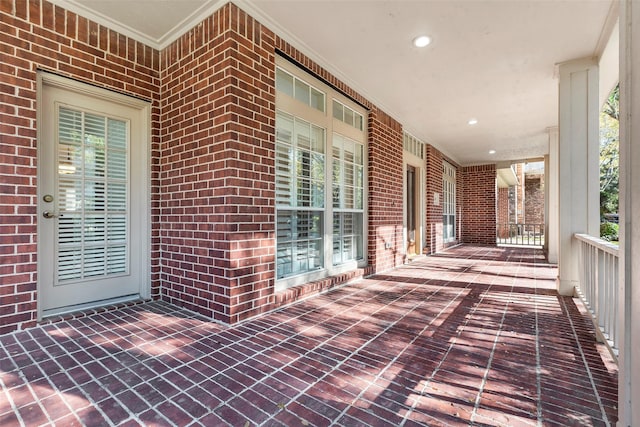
<box><xmin>413</xmin><ymin>35</ymin><xmax>432</xmax><ymax>48</ymax></box>
<box><xmin>468</xmin><ymin>118</ymin><xmax>478</xmax><ymax>125</ymax></box>
<box><xmin>489</xmin><ymin>150</ymin><xmax>496</xmax><ymax>154</ymax></box>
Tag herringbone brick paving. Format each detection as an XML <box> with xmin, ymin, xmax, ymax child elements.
<box><xmin>0</xmin><ymin>246</ymin><xmax>617</xmax><ymax>426</ymax></box>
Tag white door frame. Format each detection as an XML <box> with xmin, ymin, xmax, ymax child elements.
<box><xmin>36</xmin><ymin>72</ymin><xmax>151</xmax><ymax>320</ymax></box>
<box><xmin>403</xmin><ymin>153</ymin><xmax>425</xmax><ymax>257</ymax></box>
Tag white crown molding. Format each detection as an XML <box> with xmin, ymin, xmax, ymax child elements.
<box><xmin>155</xmin><ymin>0</ymin><xmax>227</xmax><ymax>49</ymax></box>
<box><xmin>47</xmin><ymin>0</ymin><xmax>227</xmax><ymax>50</ymax></box>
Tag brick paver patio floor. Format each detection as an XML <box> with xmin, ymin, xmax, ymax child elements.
<box><xmin>0</xmin><ymin>245</ymin><xmax>618</xmax><ymax>426</ymax></box>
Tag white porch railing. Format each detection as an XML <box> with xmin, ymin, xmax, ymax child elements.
<box><xmin>496</xmin><ymin>223</ymin><xmax>544</xmax><ymax>246</ymax></box>
<box><xmin>574</xmin><ymin>233</ymin><xmax>619</xmax><ymax>357</ymax></box>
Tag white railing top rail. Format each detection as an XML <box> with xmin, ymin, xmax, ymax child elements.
<box><xmin>574</xmin><ymin>233</ymin><xmax>619</xmax><ymax>257</ymax></box>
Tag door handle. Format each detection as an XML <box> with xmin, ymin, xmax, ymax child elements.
<box><xmin>42</xmin><ymin>211</ymin><xmax>58</xmax><ymax>219</ymax></box>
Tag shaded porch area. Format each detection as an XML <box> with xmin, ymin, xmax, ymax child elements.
<box><xmin>0</xmin><ymin>246</ymin><xmax>617</xmax><ymax>426</ymax></box>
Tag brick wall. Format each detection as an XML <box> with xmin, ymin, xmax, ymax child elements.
<box><xmin>424</xmin><ymin>145</ymin><xmax>443</xmax><ymax>254</ymax></box>
<box><xmin>525</xmin><ymin>173</ymin><xmax>545</xmax><ymax>224</ymax></box>
<box><xmin>497</xmin><ymin>187</ymin><xmax>510</xmax><ymax>237</ymax></box>
<box><xmin>158</xmin><ymin>3</ymin><xmax>406</xmax><ymax>321</ymax></box>
<box><xmin>367</xmin><ymin>108</ymin><xmax>404</xmax><ymax>271</ymax></box>
<box><xmin>461</xmin><ymin>164</ymin><xmax>497</xmax><ymax>245</ymax></box>
<box><xmin>0</xmin><ymin>0</ymin><xmax>161</xmax><ymax>334</ymax></box>
<box><xmin>159</xmin><ymin>4</ymin><xmax>277</xmax><ymax>324</ymax></box>
<box><xmin>423</xmin><ymin>145</ymin><xmax>439</xmax><ymax>254</ymax></box>
<box><xmin>0</xmin><ymin>0</ymin><xmax>420</xmax><ymax>333</ymax></box>
<box><xmin>424</xmin><ymin>145</ymin><xmax>463</xmax><ymax>254</ymax></box>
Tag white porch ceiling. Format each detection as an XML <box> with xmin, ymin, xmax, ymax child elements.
<box><xmin>50</xmin><ymin>0</ymin><xmax>617</xmax><ymax>165</ymax></box>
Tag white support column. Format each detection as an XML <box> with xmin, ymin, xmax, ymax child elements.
<box><xmin>557</xmin><ymin>58</ymin><xmax>600</xmax><ymax>296</ymax></box>
<box><xmin>619</xmin><ymin>1</ymin><xmax>640</xmax><ymax>424</ymax></box>
<box><xmin>546</xmin><ymin>127</ymin><xmax>559</xmax><ymax>264</ymax></box>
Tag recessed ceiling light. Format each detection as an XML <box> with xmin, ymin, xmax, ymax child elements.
<box><xmin>413</xmin><ymin>35</ymin><xmax>432</xmax><ymax>48</ymax></box>
<box><xmin>489</xmin><ymin>150</ymin><xmax>496</xmax><ymax>154</ymax></box>
<box><xmin>468</xmin><ymin>118</ymin><xmax>478</xmax><ymax>125</ymax></box>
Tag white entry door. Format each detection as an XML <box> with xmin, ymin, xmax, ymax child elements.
<box><xmin>38</xmin><ymin>73</ymin><xmax>150</xmax><ymax>317</ymax></box>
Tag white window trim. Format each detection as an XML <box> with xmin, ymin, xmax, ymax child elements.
<box><xmin>443</xmin><ymin>161</ymin><xmax>457</xmax><ymax>244</ymax></box>
<box><xmin>403</xmin><ymin>135</ymin><xmax>426</xmax><ymax>256</ymax></box>
<box><xmin>275</xmin><ymin>57</ymin><xmax>368</xmax><ymax>291</ymax></box>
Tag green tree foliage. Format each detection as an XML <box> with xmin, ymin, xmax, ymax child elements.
<box><xmin>602</xmin><ymin>83</ymin><xmax>619</xmax><ymax>120</ymax></box>
<box><xmin>600</xmin><ymin>221</ymin><xmax>619</xmax><ymax>242</ymax></box>
<box><xmin>600</xmin><ymin>84</ymin><xmax>619</xmax><ymax>219</ymax></box>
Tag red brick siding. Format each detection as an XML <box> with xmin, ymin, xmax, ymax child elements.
<box><xmin>1</xmin><ymin>0</ymin><xmax>411</xmax><ymax>333</ymax></box>
<box><xmin>159</xmin><ymin>4</ymin><xmax>277</xmax><ymax>324</ymax></box>
<box><xmin>424</xmin><ymin>145</ymin><xmax>462</xmax><ymax>254</ymax></box>
<box><xmin>424</xmin><ymin>145</ymin><xmax>443</xmax><ymax>254</ymax></box>
<box><xmin>497</xmin><ymin>187</ymin><xmax>510</xmax><ymax>237</ymax></box>
<box><xmin>367</xmin><ymin>108</ymin><xmax>404</xmax><ymax>271</ymax></box>
<box><xmin>158</xmin><ymin>4</ymin><xmax>405</xmax><ymax>321</ymax></box>
<box><xmin>0</xmin><ymin>0</ymin><xmax>161</xmax><ymax>334</ymax></box>
<box><xmin>525</xmin><ymin>173</ymin><xmax>545</xmax><ymax>225</ymax></box>
<box><xmin>461</xmin><ymin>164</ymin><xmax>497</xmax><ymax>245</ymax></box>
<box><xmin>515</xmin><ymin>163</ymin><xmax>525</xmax><ymax>223</ymax></box>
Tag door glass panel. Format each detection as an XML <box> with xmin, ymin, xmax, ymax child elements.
<box><xmin>56</xmin><ymin>106</ymin><xmax>129</xmax><ymax>283</ymax></box>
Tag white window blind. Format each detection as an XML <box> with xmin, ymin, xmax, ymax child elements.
<box><xmin>332</xmin><ymin>134</ymin><xmax>364</xmax><ymax>265</ymax></box>
<box><xmin>57</xmin><ymin>107</ymin><xmax>129</xmax><ymax>282</ymax></box>
<box><xmin>275</xmin><ymin>111</ymin><xmax>325</xmax><ymax>278</ymax></box>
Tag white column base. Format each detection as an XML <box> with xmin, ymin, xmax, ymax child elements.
<box><xmin>556</xmin><ymin>278</ymin><xmax>577</xmax><ymax>297</ymax></box>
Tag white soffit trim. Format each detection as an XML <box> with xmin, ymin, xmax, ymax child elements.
<box><xmin>156</xmin><ymin>0</ymin><xmax>226</xmax><ymax>48</ymax></box>
<box><xmin>598</xmin><ymin>20</ymin><xmax>619</xmax><ymax>107</ymax></box>
<box><xmin>594</xmin><ymin>1</ymin><xmax>620</xmax><ymax>106</ymax></box>
<box><xmin>497</xmin><ymin>167</ymin><xmax>518</xmax><ymax>188</ymax></box>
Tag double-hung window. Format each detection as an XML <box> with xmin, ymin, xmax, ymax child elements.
<box><xmin>275</xmin><ymin>113</ymin><xmax>325</xmax><ymax>278</ymax></box>
<box><xmin>275</xmin><ymin>58</ymin><xmax>367</xmax><ymax>289</ymax></box>
<box><xmin>332</xmin><ymin>134</ymin><xmax>364</xmax><ymax>265</ymax></box>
